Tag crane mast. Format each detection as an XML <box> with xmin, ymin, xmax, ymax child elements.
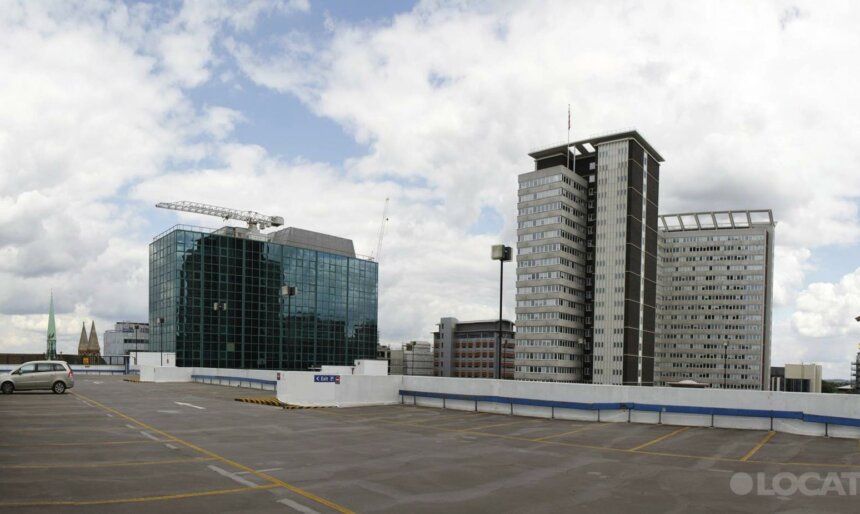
<box><xmin>373</xmin><ymin>198</ymin><xmax>390</xmax><ymax>262</ymax></box>
<box><xmin>155</xmin><ymin>201</ymin><xmax>284</xmax><ymax>231</ymax></box>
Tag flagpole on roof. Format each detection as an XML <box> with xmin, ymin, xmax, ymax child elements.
<box><xmin>566</xmin><ymin>104</ymin><xmax>574</xmax><ymax>172</ymax></box>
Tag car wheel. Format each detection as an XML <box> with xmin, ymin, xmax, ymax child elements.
<box><xmin>52</xmin><ymin>381</ymin><xmax>66</xmax><ymax>394</ymax></box>
<box><xmin>1</xmin><ymin>382</ymin><xmax>13</xmax><ymax>394</ymax></box>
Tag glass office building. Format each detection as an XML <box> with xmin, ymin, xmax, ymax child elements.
<box><xmin>149</xmin><ymin>225</ymin><xmax>378</xmax><ymax>370</ymax></box>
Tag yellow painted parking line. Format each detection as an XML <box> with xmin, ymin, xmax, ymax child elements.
<box><xmin>314</xmin><ymin>408</ymin><xmax>860</xmax><ymax>470</ymax></box>
<box><xmin>628</xmin><ymin>426</ymin><xmax>691</xmax><ymax>452</ymax></box>
<box><xmin>0</xmin><ymin>439</ymin><xmax>170</xmax><ymax>447</ymax></box>
<box><xmin>740</xmin><ymin>431</ymin><xmax>777</xmax><ymax>462</ymax></box>
<box><xmin>428</xmin><ymin>413</ymin><xmax>496</xmax><ymax>427</ymax></box>
<box><xmin>5</xmin><ymin>457</ymin><xmax>216</xmax><ymax>470</ymax></box>
<box><xmin>72</xmin><ymin>392</ymin><xmax>355</xmax><ymax>514</ymax></box>
<box><xmin>0</xmin><ymin>485</ymin><xmax>277</xmax><ymax>508</ymax></box>
<box><xmin>462</xmin><ymin>419</ymin><xmax>536</xmax><ymax>431</ymax></box>
<box><xmin>533</xmin><ymin>422</ymin><xmax>608</xmax><ymax>442</ymax></box>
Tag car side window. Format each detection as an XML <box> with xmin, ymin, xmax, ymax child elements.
<box><xmin>53</xmin><ymin>364</ymin><xmax>66</xmax><ymax>372</ymax></box>
<box><xmin>19</xmin><ymin>364</ymin><xmax>36</xmax><ymax>374</ymax></box>
<box><xmin>36</xmin><ymin>363</ymin><xmax>54</xmax><ymax>372</ymax></box>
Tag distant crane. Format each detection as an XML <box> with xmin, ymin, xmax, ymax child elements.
<box><xmin>155</xmin><ymin>201</ymin><xmax>284</xmax><ymax>231</ymax></box>
<box><xmin>371</xmin><ymin>198</ymin><xmax>390</xmax><ymax>262</ymax></box>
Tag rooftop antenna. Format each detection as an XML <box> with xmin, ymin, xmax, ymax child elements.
<box><xmin>155</xmin><ymin>201</ymin><xmax>284</xmax><ymax>232</ymax></box>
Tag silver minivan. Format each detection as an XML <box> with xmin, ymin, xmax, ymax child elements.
<box><xmin>0</xmin><ymin>360</ymin><xmax>75</xmax><ymax>394</ymax></box>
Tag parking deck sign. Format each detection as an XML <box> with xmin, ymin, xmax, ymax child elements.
<box><xmin>314</xmin><ymin>375</ymin><xmax>340</xmax><ymax>384</ymax></box>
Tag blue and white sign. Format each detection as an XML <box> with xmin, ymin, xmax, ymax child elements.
<box><xmin>314</xmin><ymin>374</ymin><xmax>341</xmax><ymax>384</ymax></box>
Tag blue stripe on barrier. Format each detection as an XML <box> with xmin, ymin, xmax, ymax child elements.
<box><xmin>398</xmin><ymin>390</ymin><xmax>860</xmax><ymax>428</ymax></box>
<box><xmin>191</xmin><ymin>374</ymin><xmax>276</xmax><ymax>386</ymax></box>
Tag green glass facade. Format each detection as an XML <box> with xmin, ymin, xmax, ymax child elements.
<box><xmin>149</xmin><ymin>227</ymin><xmax>378</xmax><ymax>370</ymax></box>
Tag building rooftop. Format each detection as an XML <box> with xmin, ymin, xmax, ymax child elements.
<box><xmin>658</xmin><ymin>209</ymin><xmax>774</xmax><ymax>232</ymax></box>
<box><xmin>7</xmin><ymin>377</ymin><xmax>858</xmax><ymax>512</ymax></box>
<box><xmin>155</xmin><ymin>224</ymin><xmax>360</xmax><ymax>259</ymax></box>
<box><xmin>528</xmin><ymin>129</ymin><xmax>665</xmax><ymax>163</ymax></box>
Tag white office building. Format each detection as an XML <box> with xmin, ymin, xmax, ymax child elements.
<box><xmin>655</xmin><ymin>210</ymin><xmax>775</xmax><ymax>390</ymax></box>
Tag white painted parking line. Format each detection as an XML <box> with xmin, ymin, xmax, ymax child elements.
<box><xmin>277</xmin><ymin>498</ymin><xmax>321</xmax><ymax>514</ymax></box>
<box><xmin>235</xmin><ymin>468</ymin><xmax>284</xmax><ymax>475</ymax></box>
<box><xmin>140</xmin><ymin>431</ymin><xmax>160</xmax><ymax>441</ymax></box>
<box><xmin>207</xmin><ymin>465</ymin><xmax>259</xmax><ymax>488</ymax></box>
<box><xmin>165</xmin><ymin>443</ymin><xmax>178</xmax><ymax>450</ymax></box>
<box><xmin>157</xmin><ymin>410</ymin><xmax>181</xmax><ymax>414</ymax></box>
<box><xmin>175</xmin><ymin>401</ymin><xmax>206</xmax><ymax>410</ymax></box>
<box><xmin>106</xmin><ymin>414</ymin><xmax>113</xmax><ymax>418</ymax></box>
<box><xmin>125</xmin><ymin>424</ymin><xmax>137</xmax><ymax>430</ymax></box>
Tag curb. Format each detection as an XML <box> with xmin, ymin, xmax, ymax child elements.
<box><xmin>234</xmin><ymin>397</ymin><xmax>283</xmax><ymax>407</ymax></box>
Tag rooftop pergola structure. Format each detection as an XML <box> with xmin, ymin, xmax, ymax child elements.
<box><xmin>657</xmin><ymin>209</ymin><xmax>774</xmax><ymax>232</ymax></box>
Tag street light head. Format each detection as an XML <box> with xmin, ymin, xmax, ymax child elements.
<box><xmin>491</xmin><ymin>244</ymin><xmax>512</xmax><ymax>262</ymax></box>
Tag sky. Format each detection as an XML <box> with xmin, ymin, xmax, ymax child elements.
<box><xmin>1</xmin><ymin>0</ymin><xmax>859</xmax><ymax>379</ymax></box>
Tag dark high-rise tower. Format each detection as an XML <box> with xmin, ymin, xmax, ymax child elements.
<box><xmin>515</xmin><ymin>130</ymin><xmax>663</xmax><ymax>385</ymax></box>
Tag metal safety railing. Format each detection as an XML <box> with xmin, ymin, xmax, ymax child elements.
<box><xmin>191</xmin><ymin>374</ymin><xmax>276</xmax><ymax>391</ymax></box>
<box><xmin>399</xmin><ymin>389</ymin><xmax>860</xmax><ymax>436</ymax></box>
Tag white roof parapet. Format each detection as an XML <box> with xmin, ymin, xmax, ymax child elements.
<box><xmin>658</xmin><ymin>209</ymin><xmax>774</xmax><ymax>231</ymax></box>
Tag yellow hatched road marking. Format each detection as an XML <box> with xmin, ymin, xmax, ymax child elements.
<box><xmin>5</xmin><ymin>457</ymin><xmax>216</xmax><ymax>470</ymax></box>
<box><xmin>628</xmin><ymin>426</ymin><xmax>691</xmax><ymax>452</ymax></box>
<box><xmin>72</xmin><ymin>392</ymin><xmax>355</xmax><ymax>514</ymax></box>
<box><xmin>0</xmin><ymin>485</ymin><xmax>277</xmax><ymax>508</ymax></box>
<box><xmin>740</xmin><ymin>431</ymin><xmax>777</xmax><ymax>462</ymax></box>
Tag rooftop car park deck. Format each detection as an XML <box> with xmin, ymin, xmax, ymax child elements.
<box><xmin>1</xmin><ymin>377</ymin><xmax>859</xmax><ymax>513</ymax></box>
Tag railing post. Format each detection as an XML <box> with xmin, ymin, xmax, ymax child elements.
<box><xmin>597</xmin><ymin>409</ymin><xmax>601</xmax><ymax>423</ymax></box>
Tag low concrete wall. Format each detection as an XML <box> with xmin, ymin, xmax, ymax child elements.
<box><xmin>138</xmin><ymin>366</ymin><xmax>278</xmax><ymax>390</ymax></box>
<box><xmin>140</xmin><ymin>366</ymin><xmax>192</xmax><ymax>383</ymax></box>
<box><xmin>277</xmin><ymin>371</ymin><xmax>401</xmax><ymax>407</ymax></box>
<box><xmin>72</xmin><ymin>365</ymin><xmax>126</xmax><ymax>375</ymax></box>
<box><xmin>0</xmin><ymin>365</ymin><xmax>127</xmax><ymax>374</ymax></box>
<box><xmin>399</xmin><ymin>377</ymin><xmax>860</xmax><ymax>439</ymax></box>
<box><xmin>190</xmin><ymin>367</ymin><xmax>279</xmax><ymax>391</ymax></box>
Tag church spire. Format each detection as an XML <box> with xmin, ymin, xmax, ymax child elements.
<box><xmin>46</xmin><ymin>292</ymin><xmax>57</xmax><ymax>359</ymax></box>
<box><xmin>87</xmin><ymin>321</ymin><xmax>101</xmax><ymax>355</ymax></box>
<box><xmin>78</xmin><ymin>322</ymin><xmax>88</xmax><ymax>355</ymax></box>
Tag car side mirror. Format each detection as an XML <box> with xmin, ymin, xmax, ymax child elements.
<box><xmin>12</xmin><ymin>370</ymin><xmax>20</xmax><ymax>375</ymax></box>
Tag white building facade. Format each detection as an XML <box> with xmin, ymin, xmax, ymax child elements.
<box><xmin>655</xmin><ymin>210</ymin><xmax>775</xmax><ymax>390</ymax></box>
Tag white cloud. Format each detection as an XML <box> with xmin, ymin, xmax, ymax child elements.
<box><xmin>792</xmin><ymin>268</ymin><xmax>860</xmax><ymax>338</ymax></box>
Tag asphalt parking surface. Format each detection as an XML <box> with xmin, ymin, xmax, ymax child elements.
<box><xmin>1</xmin><ymin>376</ymin><xmax>859</xmax><ymax>513</ymax></box>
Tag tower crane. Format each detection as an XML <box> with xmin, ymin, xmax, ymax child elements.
<box><xmin>155</xmin><ymin>201</ymin><xmax>284</xmax><ymax>231</ymax></box>
<box><xmin>372</xmin><ymin>198</ymin><xmax>389</xmax><ymax>262</ymax></box>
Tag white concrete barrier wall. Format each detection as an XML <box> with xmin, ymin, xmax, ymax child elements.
<box><xmin>399</xmin><ymin>376</ymin><xmax>860</xmax><ymax>439</ymax></box>
<box><xmin>277</xmin><ymin>371</ymin><xmax>401</xmax><ymax>407</ymax></box>
<box><xmin>138</xmin><ymin>366</ymin><xmax>278</xmax><ymax>390</ymax></box>
<box><xmin>70</xmin><ymin>365</ymin><xmax>126</xmax><ymax>375</ymax></box>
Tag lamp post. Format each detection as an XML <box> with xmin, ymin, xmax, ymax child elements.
<box><xmin>213</xmin><ymin>302</ymin><xmax>227</xmax><ymax>367</ymax></box>
<box><xmin>723</xmin><ymin>342</ymin><xmax>728</xmax><ymax>389</ymax></box>
<box><xmin>157</xmin><ymin>317</ymin><xmax>165</xmax><ymax>366</ymax></box>
<box><xmin>491</xmin><ymin>245</ymin><xmax>512</xmax><ymax>380</ymax></box>
<box><xmin>281</xmin><ymin>286</ymin><xmax>297</xmax><ymax>369</ymax></box>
